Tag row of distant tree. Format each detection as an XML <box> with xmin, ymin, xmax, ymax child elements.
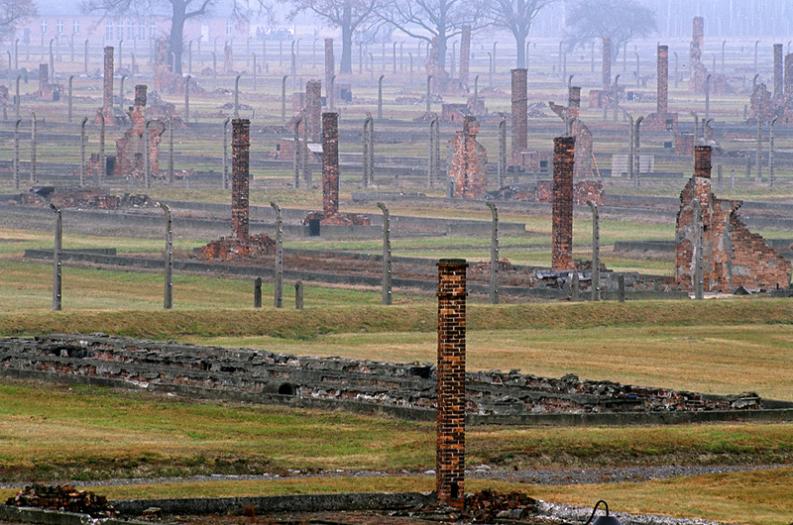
<box><xmin>1</xmin><ymin>0</ymin><xmax>656</xmax><ymax>77</ymax></box>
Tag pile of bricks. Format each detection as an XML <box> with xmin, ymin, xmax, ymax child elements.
<box><xmin>13</xmin><ymin>187</ymin><xmax>152</xmax><ymax>209</ymax></box>
<box><xmin>6</xmin><ymin>485</ymin><xmax>113</xmax><ymax>517</ymax></box>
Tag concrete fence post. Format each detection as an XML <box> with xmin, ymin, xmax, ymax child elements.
<box><xmin>571</xmin><ymin>271</ymin><xmax>580</xmax><ymax>301</ymax></box>
<box><xmin>756</xmin><ymin>116</ymin><xmax>763</xmax><ymax>182</ymax></box>
<box><xmin>295</xmin><ymin>281</ymin><xmax>304</xmax><ymax>309</ymax></box>
<box><xmin>234</xmin><ymin>73</ymin><xmax>242</xmax><ymax>119</ymax></box>
<box><xmin>377</xmin><ymin>202</ymin><xmax>392</xmax><ymax>305</ymax></box>
<box><xmin>426</xmin><ymin>75</ymin><xmax>433</xmax><ymax>115</ymax></box>
<box><xmin>119</xmin><ymin>74</ymin><xmax>127</xmax><ymax>113</ymax></box>
<box><xmin>222</xmin><ymin>117</ymin><xmax>230</xmax><ymax>189</ymax></box>
<box><xmin>67</xmin><ymin>75</ymin><xmax>74</xmax><ymax>122</ymax></box>
<box><xmin>497</xmin><ymin>118</ymin><xmax>506</xmax><ymax>189</ymax></box>
<box><xmin>159</xmin><ymin>203</ymin><xmax>173</xmax><ymax>309</ymax></box>
<box><xmin>634</xmin><ymin>116</ymin><xmax>644</xmax><ymax>188</ymax></box>
<box><xmin>281</xmin><ymin>75</ymin><xmax>288</xmax><ymax>123</ymax></box>
<box><xmin>587</xmin><ymin>201</ymin><xmax>600</xmax><ymax>301</ymax></box>
<box><xmin>98</xmin><ymin>109</ymin><xmax>105</xmax><ymax>185</ymax></box>
<box><xmin>83</xmin><ymin>39</ymin><xmax>88</xmax><ymax>74</ymax></box>
<box><xmin>30</xmin><ymin>112</ymin><xmax>37</xmax><ymax>183</ymax></box>
<box><xmin>13</xmin><ymin>119</ymin><xmax>21</xmax><ymax>190</ymax></box>
<box><xmin>51</xmin><ymin>205</ymin><xmax>62</xmax><ymax>311</ymax></box>
<box><xmin>428</xmin><ymin>117</ymin><xmax>438</xmax><ymax>187</ymax></box>
<box><xmin>704</xmin><ymin>73</ymin><xmax>711</xmax><ymax>121</ymax></box>
<box><xmin>254</xmin><ymin>277</ymin><xmax>262</xmax><ymax>308</ymax></box>
<box><xmin>628</xmin><ymin>115</ymin><xmax>635</xmax><ymax>180</ymax></box>
<box><xmin>168</xmin><ymin>118</ymin><xmax>174</xmax><ymax>185</ymax></box>
<box><xmin>377</xmin><ymin>74</ymin><xmax>384</xmax><ymax>119</ymax></box>
<box><xmin>252</xmin><ymin>54</ymin><xmax>257</xmax><ymax>90</ymax></box>
<box><xmin>15</xmin><ymin>74</ymin><xmax>21</xmax><ymax>118</ymax></box>
<box><xmin>144</xmin><ymin>120</ymin><xmax>151</xmax><ymax>188</ymax></box>
<box><xmin>617</xmin><ymin>274</ymin><xmax>625</xmax><ymax>302</ymax></box>
<box><xmin>271</xmin><ymin>201</ymin><xmax>284</xmax><ymax>308</ymax></box>
<box><xmin>293</xmin><ymin>116</ymin><xmax>302</xmax><ymax>188</ymax></box>
<box><xmin>770</xmin><ymin>116</ymin><xmax>778</xmax><ymax>188</ymax></box>
<box><xmin>79</xmin><ymin>117</ymin><xmax>87</xmax><ymax>187</ymax></box>
<box><xmin>486</xmin><ymin>202</ymin><xmax>499</xmax><ymax>304</ymax></box>
<box><xmin>184</xmin><ymin>75</ymin><xmax>191</xmax><ymax>123</ymax></box>
<box><xmin>364</xmin><ymin>116</ymin><xmax>374</xmax><ymax>186</ymax></box>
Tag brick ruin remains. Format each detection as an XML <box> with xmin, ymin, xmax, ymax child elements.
<box><xmin>675</xmin><ymin>146</ymin><xmax>791</xmax><ymax>292</ymax></box>
<box><xmin>551</xmin><ymin>136</ymin><xmax>575</xmax><ymax>271</ymax></box>
<box><xmin>0</xmin><ymin>334</ymin><xmax>767</xmax><ymax>418</ymax></box>
<box><xmin>198</xmin><ymin>119</ymin><xmax>275</xmax><ymax>260</ymax></box>
<box><xmin>113</xmin><ymin>85</ymin><xmax>166</xmax><ymax>182</ymax></box>
<box><xmin>12</xmin><ymin>187</ymin><xmax>151</xmax><ymax>209</ymax></box>
<box><xmin>436</xmin><ymin>259</ymin><xmax>467</xmax><ymax>510</ymax></box>
<box><xmin>689</xmin><ymin>17</ymin><xmax>729</xmax><ymax>95</ymax></box>
<box><xmin>458</xmin><ymin>26</ymin><xmax>471</xmax><ymax>88</ymax></box>
<box><xmin>448</xmin><ymin>116</ymin><xmax>488</xmax><ymax>199</ymax></box>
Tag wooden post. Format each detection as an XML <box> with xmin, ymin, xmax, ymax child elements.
<box><xmin>79</xmin><ymin>117</ymin><xmax>87</xmax><ymax>187</ymax></box>
<box><xmin>51</xmin><ymin>205</ymin><xmax>62</xmax><ymax>311</ymax></box>
<box><xmin>271</xmin><ymin>202</ymin><xmax>284</xmax><ymax>308</ymax></box>
<box><xmin>254</xmin><ymin>277</ymin><xmax>262</xmax><ymax>308</ymax></box>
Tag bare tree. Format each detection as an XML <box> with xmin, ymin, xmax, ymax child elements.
<box><xmin>565</xmin><ymin>0</ymin><xmax>656</xmax><ymax>62</ymax></box>
<box><xmin>481</xmin><ymin>0</ymin><xmax>557</xmax><ymax>68</ymax></box>
<box><xmin>83</xmin><ymin>0</ymin><xmax>271</xmax><ymax>74</ymax></box>
<box><xmin>0</xmin><ymin>0</ymin><xmax>36</xmax><ymax>42</ymax></box>
<box><xmin>284</xmin><ymin>0</ymin><xmax>382</xmax><ymax>74</ymax></box>
<box><xmin>377</xmin><ymin>0</ymin><xmax>480</xmax><ymax>71</ymax></box>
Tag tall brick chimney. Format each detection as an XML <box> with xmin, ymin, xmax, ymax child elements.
<box><xmin>436</xmin><ymin>258</ymin><xmax>467</xmax><ymax>510</ymax></box>
<box><xmin>552</xmin><ymin>136</ymin><xmax>576</xmax><ymax>271</ymax></box>
<box><xmin>567</xmin><ymin>86</ymin><xmax>581</xmax><ymax>119</ymax></box>
<box><xmin>231</xmin><ymin>118</ymin><xmax>250</xmax><ymax>241</ymax></box>
<box><xmin>134</xmin><ymin>84</ymin><xmax>147</xmax><ymax>108</ymax></box>
<box><xmin>459</xmin><ymin>26</ymin><xmax>471</xmax><ymax>86</ymax></box>
<box><xmin>322</xmin><ymin>112</ymin><xmax>339</xmax><ymax>218</ymax></box>
<box><xmin>602</xmin><ymin>37</ymin><xmax>612</xmax><ymax>91</ymax></box>
<box><xmin>694</xmin><ymin>145</ymin><xmax>712</xmax><ymax>179</ymax></box>
<box><xmin>103</xmin><ymin>46</ymin><xmax>114</xmax><ymax>124</ymax></box>
<box><xmin>305</xmin><ymin>80</ymin><xmax>322</xmax><ymax>144</ymax></box>
<box><xmin>510</xmin><ymin>69</ymin><xmax>528</xmax><ymax>161</ymax></box>
<box><xmin>773</xmin><ymin>44</ymin><xmax>784</xmax><ymax>99</ymax></box>
<box><xmin>657</xmin><ymin>45</ymin><xmax>669</xmax><ymax>116</ymax></box>
<box><xmin>38</xmin><ymin>64</ymin><xmax>49</xmax><ymax>96</ymax></box>
<box><xmin>324</xmin><ymin>39</ymin><xmax>334</xmax><ymax>90</ymax></box>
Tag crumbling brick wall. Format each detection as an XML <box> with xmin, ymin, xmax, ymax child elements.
<box><xmin>675</xmin><ymin>146</ymin><xmax>791</xmax><ymax>292</ymax></box>
<box><xmin>322</xmin><ymin>112</ymin><xmax>340</xmax><ymax>218</ymax></box>
<box><xmin>537</xmin><ymin>180</ymin><xmax>603</xmax><ymax>206</ymax></box>
<box><xmin>689</xmin><ymin>17</ymin><xmax>706</xmax><ymax>93</ymax></box>
<box><xmin>114</xmin><ymin>85</ymin><xmax>165</xmax><ymax>181</ymax></box>
<box><xmin>552</xmin><ymin>137</ymin><xmax>576</xmax><ymax>271</ymax></box>
<box><xmin>436</xmin><ymin>259</ymin><xmax>467</xmax><ymax>510</ymax></box>
<box><xmin>448</xmin><ymin>116</ymin><xmax>488</xmax><ymax>199</ymax></box>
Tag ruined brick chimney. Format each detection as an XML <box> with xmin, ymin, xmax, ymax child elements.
<box><xmin>774</xmin><ymin>44</ymin><xmax>784</xmax><ymax>100</ymax></box>
<box><xmin>657</xmin><ymin>45</ymin><xmax>669</xmax><ymax>116</ymax></box>
<box><xmin>322</xmin><ymin>112</ymin><xmax>339</xmax><ymax>218</ymax></box>
<box><xmin>602</xmin><ymin>37</ymin><xmax>612</xmax><ymax>91</ymax></box>
<box><xmin>231</xmin><ymin>118</ymin><xmax>250</xmax><ymax>241</ymax></box>
<box><xmin>459</xmin><ymin>26</ymin><xmax>471</xmax><ymax>86</ymax></box>
<box><xmin>103</xmin><ymin>46</ymin><xmax>114</xmax><ymax>124</ymax></box>
<box><xmin>436</xmin><ymin>258</ymin><xmax>467</xmax><ymax>510</ymax></box>
<box><xmin>694</xmin><ymin>145</ymin><xmax>712</xmax><ymax>180</ymax></box>
<box><xmin>552</xmin><ymin>136</ymin><xmax>576</xmax><ymax>271</ymax></box>
<box><xmin>305</xmin><ymin>80</ymin><xmax>322</xmax><ymax>144</ymax></box>
<box><xmin>510</xmin><ymin>69</ymin><xmax>527</xmax><ymax>162</ymax></box>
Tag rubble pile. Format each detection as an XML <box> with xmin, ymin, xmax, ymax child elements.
<box><xmin>13</xmin><ymin>187</ymin><xmax>152</xmax><ymax>209</ymax></box>
<box><xmin>6</xmin><ymin>485</ymin><xmax>113</xmax><ymax>517</ymax></box>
